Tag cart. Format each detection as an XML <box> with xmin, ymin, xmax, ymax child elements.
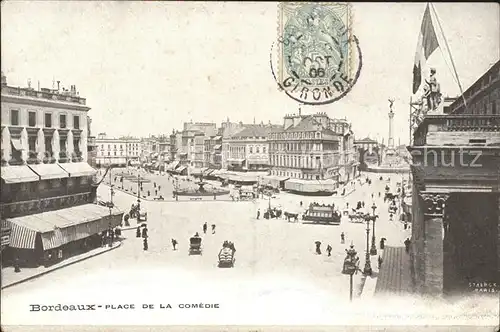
<box><xmin>189</xmin><ymin>236</ymin><xmax>202</xmax><ymax>255</ymax></box>
<box><xmin>218</xmin><ymin>247</ymin><xmax>235</xmax><ymax>268</ymax></box>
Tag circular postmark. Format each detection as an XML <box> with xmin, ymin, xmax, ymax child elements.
<box><xmin>270</xmin><ymin>3</ymin><xmax>362</xmax><ymax>105</ymax></box>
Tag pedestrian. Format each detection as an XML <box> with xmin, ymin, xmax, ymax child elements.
<box><xmin>378</xmin><ymin>255</ymin><xmax>383</xmax><ymax>269</ymax></box>
<box><xmin>136</xmin><ymin>226</ymin><xmax>141</xmax><ymax>238</ymax></box>
<box><xmin>158</xmin><ymin>185</ymin><xmax>161</xmax><ymax>191</ymax></box>
<box><xmin>257</xmin><ymin>208</ymin><xmax>260</xmax><ymax>220</ymax></box>
<box><xmin>340</xmin><ymin>232</ymin><xmax>345</xmax><ymax>244</ymax></box>
<box><xmin>380</xmin><ymin>237</ymin><xmax>386</xmax><ymax>250</ymax></box>
<box><xmin>211</xmin><ymin>224</ymin><xmax>216</xmax><ymax>234</ymax></box>
<box><xmin>155</xmin><ymin>189</ymin><xmax>158</xmax><ymax>196</ymax></box>
<box><xmin>203</xmin><ymin>222</ymin><xmax>208</xmax><ymax>234</ymax></box>
<box><xmin>14</xmin><ymin>257</ymin><xmax>21</xmax><ymax>273</ymax></box>
<box><xmin>326</xmin><ymin>245</ymin><xmax>332</xmax><ymax>257</ymax></box>
<box><xmin>315</xmin><ymin>241</ymin><xmax>322</xmax><ymax>255</ymax></box>
<box><xmin>147</xmin><ymin>190</ymin><xmax>150</xmax><ymax>196</ymax></box>
<box><xmin>404</xmin><ymin>238</ymin><xmax>411</xmax><ymax>253</ymax></box>
<box><xmin>362</xmin><ymin>201</ymin><xmax>365</xmax><ymax>208</ymax></box>
<box><xmin>143</xmin><ymin>238</ymin><xmax>148</xmax><ymax>251</ymax></box>
<box><xmin>110</xmin><ymin>228</ymin><xmax>115</xmax><ymax>244</ymax></box>
<box><xmin>171</xmin><ymin>238</ymin><xmax>177</xmax><ymax>250</ymax></box>
<box><xmin>404</xmin><ymin>222</ymin><xmax>408</xmax><ymax>230</ymax></box>
<box><xmin>389</xmin><ymin>213</ymin><xmax>393</xmax><ymax>221</ymax></box>
<box><xmin>154</xmin><ymin>182</ymin><xmax>156</xmax><ymax>188</ymax></box>
<box><xmin>371</xmin><ymin>193</ymin><xmax>374</xmax><ymax>199</ymax></box>
<box><xmin>300</xmin><ymin>201</ymin><xmax>303</xmax><ymax>207</ymax></box>
<box><xmin>124</xmin><ymin>213</ymin><xmax>130</xmax><ymax>227</ymax></box>
<box><xmin>142</xmin><ymin>226</ymin><xmax>148</xmax><ymax>239</ymax></box>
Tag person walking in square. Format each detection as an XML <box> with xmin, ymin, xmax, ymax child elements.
<box><xmin>404</xmin><ymin>238</ymin><xmax>411</xmax><ymax>253</ymax></box>
<box><xmin>143</xmin><ymin>238</ymin><xmax>148</xmax><ymax>251</ymax></box>
<box><xmin>326</xmin><ymin>245</ymin><xmax>332</xmax><ymax>257</ymax></box>
<box><xmin>211</xmin><ymin>224</ymin><xmax>216</xmax><ymax>234</ymax></box>
<box><xmin>257</xmin><ymin>208</ymin><xmax>260</xmax><ymax>220</ymax></box>
<box><xmin>341</xmin><ymin>232</ymin><xmax>345</xmax><ymax>244</ymax></box>
<box><xmin>203</xmin><ymin>222</ymin><xmax>208</xmax><ymax>234</ymax></box>
<box><xmin>142</xmin><ymin>226</ymin><xmax>148</xmax><ymax>239</ymax></box>
<box><xmin>315</xmin><ymin>241</ymin><xmax>322</xmax><ymax>255</ymax></box>
<box><xmin>171</xmin><ymin>238</ymin><xmax>177</xmax><ymax>250</ymax></box>
<box><xmin>136</xmin><ymin>226</ymin><xmax>141</xmax><ymax>238</ymax></box>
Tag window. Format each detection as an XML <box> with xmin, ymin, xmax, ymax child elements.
<box><xmin>114</xmin><ymin>151</ymin><xmax>117</xmax><ymax>156</ymax></box>
<box><xmin>249</xmin><ymin>146</ymin><xmax>253</xmax><ymax>153</ymax></box>
<box><xmin>60</xmin><ymin>114</ymin><xmax>67</xmax><ymax>128</ymax></box>
<box><xmin>60</xmin><ymin>138</ymin><xmax>67</xmax><ymax>152</ymax></box>
<box><xmin>45</xmin><ymin>137</ymin><xmax>53</xmax><ymax>154</ymax></box>
<box><xmin>256</xmin><ymin>147</ymin><xmax>260</xmax><ymax>153</ymax></box>
<box><xmin>73</xmin><ymin>115</ymin><xmax>80</xmax><ymax>129</ymax></box>
<box><xmin>28</xmin><ymin>136</ymin><xmax>37</xmax><ymax>158</ymax></box>
<box><xmin>28</xmin><ymin>111</ymin><xmax>37</xmax><ymax>127</ymax></box>
<box><xmin>108</xmin><ymin>152</ymin><xmax>110</xmax><ymax>156</ymax></box>
<box><xmin>73</xmin><ymin>139</ymin><xmax>80</xmax><ymax>153</ymax></box>
<box><xmin>45</xmin><ymin>113</ymin><xmax>52</xmax><ymax>128</ymax></box>
<box><xmin>10</xmin><ymin>110</ymin><xmax>19</xmax><ymax>126</ymax></box>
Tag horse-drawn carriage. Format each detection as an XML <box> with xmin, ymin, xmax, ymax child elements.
<box><xmin>218</xmin><ymin>246</ymin><xmax>235</xmax><ymax>268</ymax></box>
<box><xmin>348</xmin><ymin>210</ymin><xmax>368</xmax><ymax>223</ymax></box>
<box><xmin>189</xmin><ymin>236</ymin><xmax>202</xmax><ymax>255</ymax></box>
<box><xmin>130</xmin><ymin>204</ymin><xmax>147</xmax><ymax>223</ymax></box>
<box><xmin>302</xmin><ymin>203</ymin><xmax>341</xmax><ymax>225</ymax></box>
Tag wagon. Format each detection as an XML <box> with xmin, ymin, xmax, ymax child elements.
<box><xmin>189</xmin><ymin>237</ymin><xmax>202</xmax><ymax>255</ymax></box>
<box><xmin>218</xmin><ymin>247</ymin><xmax>235</xmax><ymax>268</ymax></box>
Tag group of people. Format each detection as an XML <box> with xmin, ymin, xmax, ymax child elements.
<box><xmin>136</xmin><ymin>224</ymin><xmax>149</xmax><ymax>251</ymax></box>
<box><xmin>202</xmin><ymin>222</ymin><xmax>216</xmax><ymax>235</ymax></box>
<box><xmin>101</xmin><ymin>225</ymin><xmax>121</xmax><ymax>247</ymax></box>
<box><xmin>222</xmin><ymin>240</ymin><xmax>236</xmax><ymax>252</ymax></box>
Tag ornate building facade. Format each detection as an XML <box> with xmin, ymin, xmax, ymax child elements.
<box><xmin>408</xmin><ymin>60</ymin><xmax>500</xmax><ymax>296</ymax></box>
<box><xmin>95</xmin><ymin>134</ymin><xmax>141</xmax><ymax>167</ymax></box>
<box><xmin>267</xmin><ymin>112</ymin><xmax>358</xmax><ymax>193</ymax></box>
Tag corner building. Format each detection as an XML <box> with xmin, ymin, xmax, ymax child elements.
<box><xmin>0</xmin><ymin>73</ymin><xmax>122</xmax><ymax>268</ymax></box>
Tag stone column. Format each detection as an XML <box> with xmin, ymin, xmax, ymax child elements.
<box><xmin>21</xmin><ymin>128</ymin><xmax>28</xmax><ymax>164</ymax></box>
<box><xmin>419</xmin><ymin>192</ymin><xmax>449</xmax><ymax>296</ymax></box>
<box><xmin>37</xmin><ymin>129</ymin><xmax>45</xmax><ymax>161</ymax></box>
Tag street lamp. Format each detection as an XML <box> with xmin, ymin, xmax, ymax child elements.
<box><xmin>370</xmin><ymin>203</ymin><xmax>378</xmax><ymax>256</ymax></box>
<box><xmin>363</xmin><ymin>215</ymin><xmax>372</xmax><ymax>276</ymax></box>
<box><xmin>342</xmin><ymin>244</ymin><xmax>359</xmax><ymax>302</ymax></box>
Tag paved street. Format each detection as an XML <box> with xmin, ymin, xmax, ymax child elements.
<box><xmin>2</xmin><ymin>172</ymin><xmax>497</xmax><ymax>325</ymax></box>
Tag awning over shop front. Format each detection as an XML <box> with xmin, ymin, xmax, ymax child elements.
<box><xmin>189</xmin><ymin>167</ymin><xmax>204</xmax><ymax>175</ymax></box>
<box><xmin>285</xmin><ymin>178</ymin><xmax>337</xmax><ymax>193</ymax></box>
<box><xmin>262</xmin><ymin>175</ymin><xmax>289</xmax><ymax>188</ymax></box>
<box><xmin>203</xmin><ymin>169</ymin><xmax>215</xmax><ymax>176</ymax></box>
<box><xmin>7</xmin><ymin>204</ymin><xmax>123</xmax><ymax>250</ymax></box>
<box><xmin>213</xmin><ymin>145</ymin><xmax>222</xmax><ymax>150</ymax></box>
<box><xmin>28</xmin><ymin>164</ymin><xmax>69</xmax><ymax>180</ymax></box>
<box><xmin>176</xmin><ymin>166</ymin><xmax>187</xmax><ymax>173</ymax></box>
<box><xmin>228</xmin><ymin>159</ymin><xmax>245</xmax><ymax>164</ymax></box>
<box><xmin>1</xmin><ymin>165</ymin><xmax>40</xmax><ymax>183</ymax></box>
<box><xmin>58</xmin><ymin>162</ymin><xmax>97</xmax><ymax>178</ymax></box>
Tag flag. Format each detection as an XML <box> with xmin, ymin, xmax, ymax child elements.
<box><xmin>412</xmin><ymin>4</ymin><xmax>439</xmax><ymax>94</ymax></box>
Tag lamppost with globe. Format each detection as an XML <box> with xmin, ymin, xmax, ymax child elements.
<box><xmin>342</xmin><ymin>243</ymin><xmax>360</xmax><ymax>302</ymax></box>
<box><xmin>363</xmin><ymin>214</ymin><xmax>373</xmax><ymax>276</ymax></box>
<box><xmin>370</xmin><ymin>203</ymin><xmax>378</xmax><ymax>256</ymax></box>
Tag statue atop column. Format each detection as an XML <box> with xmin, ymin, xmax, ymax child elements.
<box><xmin>423</xmin><ymin>68</ymin><xmax>442</xmax><ymax>111</ymax></box>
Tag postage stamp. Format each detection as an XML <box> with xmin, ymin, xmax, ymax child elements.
<box><xmin>272</xmin><ymin>2</ymin><xmax>360</xmax><ymax>105</ymax></box>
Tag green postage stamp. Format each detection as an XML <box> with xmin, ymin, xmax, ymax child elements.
<box><xmin>274</xmin><ymin>2</ymin><xmax>360</xmax><ymax>105</ymax></box>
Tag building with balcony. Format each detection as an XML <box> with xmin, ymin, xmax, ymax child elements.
<box><xmin>95</xmin><ymin>134</ymin><xmax>140</xmax><ymax>167</ymax></box>
<box><xmin>204</xmin><ymin>135</ymin><xmax>222</xmax><ymax>169</ymax></box>
<box><xmin>408</xmin><ymin>60</ymin><xmax>500</xmax><ymax>296</ymax></box>
<box><xmin>267</xmin><ymin>112</ymin><xmax>358</xmax><ymax>194</ymax></box>
<box><xmin>0</xmin><ymin>73</ymin><xmax>122</xmax><ymax>267</ymax></box>
<box><xmin>222</xmin><ymin>124</ymin><xmax>276</xmax><ymax>172</ymax></box>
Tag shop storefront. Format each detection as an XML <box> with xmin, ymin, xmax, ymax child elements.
<box><xmin>6</xmin><ymin>204</ymin><xmax>123</xmax><ymax>267</ymax></box>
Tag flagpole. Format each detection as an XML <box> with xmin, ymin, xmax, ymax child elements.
<box><xmin>429</xmin><ymin>2</ymin><xmax>468</xmax><ymax>110</ymax></box>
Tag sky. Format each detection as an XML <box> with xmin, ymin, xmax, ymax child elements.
<box><xmin>2</xmin><ymin>2</ymin><xmax>498</xmax><ymax>144</ymax></box>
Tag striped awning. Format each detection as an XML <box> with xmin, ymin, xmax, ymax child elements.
<box><xmin>58</xmin><ymin>162</ymin><xmax>96</xmax><ymax>178</ymax></box>
<box><xmin>1</xmin><ymin>165</ymin><xmax>40</xmax><ymax>183</ymax></box>
<box><xmin>28</xmin><ymin>164</ymin><xmax>69</xmax><ymax>180</ymax></box>
<box><xmin>8</xmin><ymin>204</ymin><xmax>123</xmax><ymax>250</ymax></box>
<box><xmin>203</xmin><ymin>169</ymin><xmax>215</xmax><ymax>176</ymax></box>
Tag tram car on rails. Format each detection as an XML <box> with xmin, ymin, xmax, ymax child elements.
<box><xmin>302</xmin><ymin>203</ymin><xmax>342</xmax><ymax>225</ymax></box>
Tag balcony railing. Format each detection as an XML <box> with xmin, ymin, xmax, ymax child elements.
<box><xmin>1</xmin><ymin>86</ymin><xmax>87</xmax><ymax>105</ymax></box>
<box><xmin>413</xmin><ymin>114</ymin><xmax>500</xmax><ymax>146</ymax></box>
<box><xmin>27</xmin><ymin>151</ymin><xmax>41</xmax><ymax>165</ymax></box>
<box><xmin>72</xmin><ymin>151</ymin><xmax>83</xmax><ymax>162</ymax></box>
<box><xmin>43</xmin><ymin>151</ymin><xmax>56</xmax><ymax>164</ymax></box>
<box><xmin>0</xmin><ymin>192</ymin><xmax>93</xmax><ymax>219</ymax></box>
